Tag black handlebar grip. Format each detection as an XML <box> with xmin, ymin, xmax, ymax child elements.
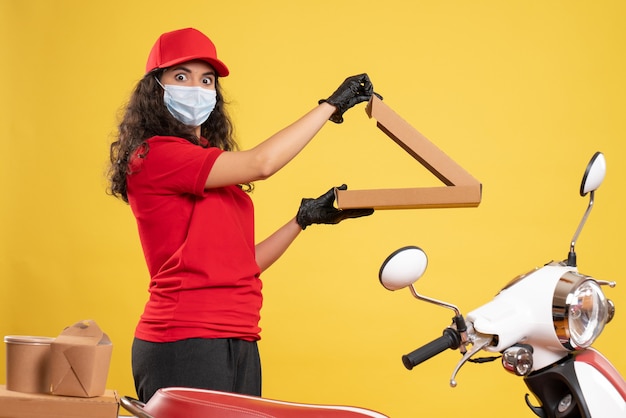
<box><xmin>402</xmin><ymin>328</ymin><xmax>461</xmax><ymax>370</ymax></box>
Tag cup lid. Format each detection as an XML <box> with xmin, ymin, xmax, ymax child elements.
<box><xmin>4</xmin><ymin>335</ymin><xmax>55</xmax><ymax>345</ymax></box>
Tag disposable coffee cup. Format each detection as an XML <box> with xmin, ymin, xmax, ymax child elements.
<box><xmin>4</xmin><ymin>335</ymin><xmax>55</xmax><ymax>393</ymax></box>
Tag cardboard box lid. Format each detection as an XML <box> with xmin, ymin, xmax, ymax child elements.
<box><xmin>335</xmin><ymin>95</ymin><xmax>482</xmax><ymax>210</ymax></box>
<box><xmin>48</xmin><ymin>320</ymin><xmax>113</xmax><ymax>398</ymax></box>
<box><xmin>0</xmin><ymin>385</ymin><xmax>119</xmax><ymax>418</ymax></box>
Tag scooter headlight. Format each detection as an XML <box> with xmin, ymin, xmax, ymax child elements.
<box><xmin>553</xmin><ymin>272</ymin><xmax>611</xmax><ymax>349</ymax></box>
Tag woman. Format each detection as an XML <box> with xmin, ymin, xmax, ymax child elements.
<box><xmin>108</xmin><ymin>27</ymin><xmax>375</xmax><ymax>402</ymax></box>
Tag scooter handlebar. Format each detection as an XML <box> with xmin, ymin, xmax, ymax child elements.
<box><xmin>402</xmin><ymin>328</ymin><xmax>461</xmax><ymax>370</ymax></box>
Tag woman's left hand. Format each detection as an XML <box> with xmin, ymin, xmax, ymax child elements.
<box><xmin>296</xmin><ymin>184</ymin><xmax>374</xmax><ymax>230</ymax></box>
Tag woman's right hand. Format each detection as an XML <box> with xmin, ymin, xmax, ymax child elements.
<box><xmin>319</xmin><ymin>74</ymin><xmax>379</xmax><ymax>123</ymax></box>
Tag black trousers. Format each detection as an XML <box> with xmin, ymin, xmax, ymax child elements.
<box><xmin>132</xmin><ymin>337</ymin><xmax>262</xmax><ymax>402</ymax></box>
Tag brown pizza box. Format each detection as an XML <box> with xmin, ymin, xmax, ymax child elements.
<box><xmin>0</xmin><ymin>385</ymin><xmax>119</xmax><ymax>418</ymax></box>
<box><xmin>335</xmin><ymin>95</ymin><xmax>482</xmax><ymax>210</ymax></box>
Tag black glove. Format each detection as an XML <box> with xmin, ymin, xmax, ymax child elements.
<box><xmin>296</xmin><ymin>184</ymin><xmax>375</xmax><ymax>230</ymax></box>
<box><xmin>319</xmin><ymin>74</ymin><xmax>377</xmax><ymax>124</ymax></box>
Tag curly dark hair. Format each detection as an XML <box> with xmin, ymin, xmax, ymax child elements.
<box><xmin>107</xmin><ymin>69</ymin><xmax>251</xmax><ymax>203</ymax></box>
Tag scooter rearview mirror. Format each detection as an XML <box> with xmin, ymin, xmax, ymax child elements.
<box><xmin>379</xmin><ymin>246</ymin><xmax>428</xmax><ymax>291</ymax></box>
<box><xmin>567</xmin><ymin>152</ymin><xmax>606</xmax><ymax>267</ymax></box>
<box><xmin>580</xmin><ymin>152</ymin><xmax>606</xmax><ymax>196</ymax></box>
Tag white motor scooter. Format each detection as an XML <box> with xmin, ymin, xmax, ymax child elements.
<box><xmin>379</xmin><ymin>152</ymin><xmax>626</xmax><ymax>417</ymax></box>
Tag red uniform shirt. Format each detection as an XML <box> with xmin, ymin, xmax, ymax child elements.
<box><xmin>127</xmin><ymin>136</ymin><xmax>262</xmax><ymax>342</ymax></box>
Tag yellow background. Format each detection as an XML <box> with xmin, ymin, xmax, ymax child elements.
<box><xmin>1</xmin><ymin>1</ymin><xmax>625</xmax><ymax>417</ymax></box>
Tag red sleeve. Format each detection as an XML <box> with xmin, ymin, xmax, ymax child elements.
<box><xmin>140</xmin><ymin>136</ymin><xmax>223</xmax><ymax>196</ymax></box>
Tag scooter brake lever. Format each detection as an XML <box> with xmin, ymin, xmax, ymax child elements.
<box><xmin>596</xmin><ymin>280</ymin><xmax>616</xmax><ymax>288</ymax></box>
<box><xmin>449</xmin><ymin>335</ymin><xmax>492</xmax><ymax>387</ymax></box>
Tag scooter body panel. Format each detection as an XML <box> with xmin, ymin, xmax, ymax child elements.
<box><xmin>524</xmin><ymin>350</ymin><xmax>626</xmax><ymax>417</ymax></box>
<box><xmin>574</xmin><ymin>349</ymin><xmax>626</xmax><ymax>417</ymax></box>
<box><xmin>467</xmin><ymin>265</ymin><xmax>573</xmax><ymax>369</ymax></box>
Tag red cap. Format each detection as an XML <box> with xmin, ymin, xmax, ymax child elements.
<box><xmin>145</xmin><ymin>28</ymin><xmax>229</xmax><ymax>76</ymax></box>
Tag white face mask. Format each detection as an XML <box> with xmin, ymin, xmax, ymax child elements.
<box><xmin>156</xmin><ymin>77</ymin><xmax>217</xmax><ymax>127</ymax></box>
